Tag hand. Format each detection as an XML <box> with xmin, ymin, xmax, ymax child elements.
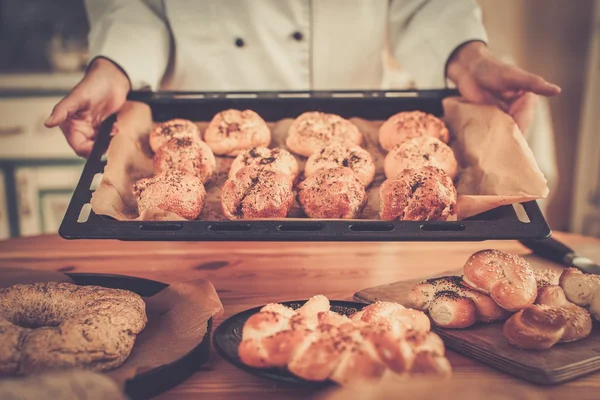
<box><xmin>45</xmin><ymin>58</ymin><xmax>130</xmax><ymax>158</ymax></box>
<box><xmin>446</xmin><ymin>42</ymin><xmax>561</xmax><ymax>133</ymax></box>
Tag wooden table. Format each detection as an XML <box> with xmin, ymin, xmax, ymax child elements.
<box><xmin>1</xmin><ymin>232</ymin><xmax>599</xmax><ymax>399</ymax></box>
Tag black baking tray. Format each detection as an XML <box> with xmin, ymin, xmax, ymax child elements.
<box><xmin>59</xmin><ymin>89</ymin><xmax>551</xmax><ymax>242</ymax></box>
<box><xmin>66</xmin><ymin>273</ymin><xmax>212</xmax><ymax>400</ymax></box>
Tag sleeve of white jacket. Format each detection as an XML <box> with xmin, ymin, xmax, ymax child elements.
<box><xmin>84</xmin><ymin>0</ymin><xmax>170</xmax><ymax>90</ymax></box>
<box><xmin>389</xmin><ymin>0</ymin><xmax>488</xmax><ymax>89</ymax></box>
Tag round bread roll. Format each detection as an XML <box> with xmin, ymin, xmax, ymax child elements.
<box><xmin>297</xmin><ymin>167</ymin><xmax>367</xmax><ymax>219</ymax></box>
<box><xmin>463</xmin><ymin>250</ymin><xmax>537</xmax><ymax>312</ymax></box>
<box><xmin>0</xmin><ymin>282</ymin><xmax>146</xmax><ymax>375</ymax></box>
<box><xmin>379</xmin><ymin>166</ymin><xmax>457</xmax><ymax>221</ymax></box>
<box><xmin>133</xmin><ymin>171</ymin><xmax>206</xmax><ymax>220</ymax></box>
<box><xmin>221</xmin><ymin>166</ymin><xmax>294</xmax><ymax>220</ymax></box>
<box><xmin>154</xmin><ymin>137</ymin><xmax>216</xmax><ymax>185</ymax></box>
<box><xmin>379</xmin><ymin>111</ymin><xmax>449</xmax><ymax>151</ymax></box>
<box><xmin>149</xmin><ymin>119</ymin><xmax>200</xmax><ymax>152</ymax></box>
<box><xmin>286</xmin><ymin>112</ymin><xmax>363</xmax><ymax>157</ymax></box>
<box><xmin>204</xmin><ymin>109</ymin><xmax>271</xmax><ymax>156</ymax></box>
<box><xmin>384</xmin><ymin>136</ymin><xmax>458</xmax><ymax>179</ymax></box>
<box><xmin>229</xmin><ymin>147</ymin><xmax>299</xmax><ymax>182</ymax></box>
<box><xmin>305</xmin><ymin>145</ymin><xmax>375</xmax><ymax>187</ymax></box>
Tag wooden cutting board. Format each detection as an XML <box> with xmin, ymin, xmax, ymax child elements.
<box><xmin>354</xmin><ymin>258</ymin><xmax>600</xmax><ymax>385</ymax></box>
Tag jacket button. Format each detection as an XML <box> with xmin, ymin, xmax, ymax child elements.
<box><xmin>235</xmin><ymin>38</ymin><xmax>245</xmax><ymax>47</ymax></box>
<box><xmin>292</xmin><ymin>31</ymin><xmax>303</xmax><ymax>41</ymax></box>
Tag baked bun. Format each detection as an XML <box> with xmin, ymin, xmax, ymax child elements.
<box><xmin>378</xmin><ymin>111</ymin><xmax>449</xmax><ymax>151</ymax></box>
<box><xmin>0</xmin><ymin>282</ymin><xmax>146</xmax><ymax>375</ymax></box>
<box><xmin>286</xmin><ymin>112</ymin><xmax>363</xmax><ymax>157</ymax></box>
<box><xmin>559</xmin><ymin>268</ymin><xmax>600</xmax><ymax>321</ymax></box>
<box><xmin>154</xmin><ymin>137</ymin><xmax>216</xmax><ymax>185</ymax></box>
<box><xmin>228</xmin><ymin>147</ymin><xmax>299</xmax><ymax>182</ymax></box>
<box><xmin>408</xmin><ymin>276</ymin><xmax>509</xmax><ymax>329</ymax></box>
<box><xmin>297</xmin><ymin>167</ymin><xmax>366</xmax><ymax>219</ymax></box>
<box><xmin>221</xmin><ymin>166</ymin><xmax>294</xmax><ymax>220</ymax></box>
<box><xmin>204</xmin><ymin>109</ymin><xmax>271</xmax><ymax>156</ymax></box>
<box><xmin>305</xmin><ymin>145</ymin><xmax>376</xmax><ymax>187</ymax></box>
<box><xmin>535</xmin><ymin>285</ymin><xmax>592</xmax><ymax>342</ymax></box>
<box><xmin>384</xmin><ymin>136</ymin><xmax>458</xmax><ymax>179</ymax></box>
<box><xmin>379</xmin><ymin>166</ymin><xmax>457</xmax><ymax>221</ymax></box>
<box><xmin>149</xmin><ymin>119</ymin><xmax>200</xmax><ymax>152</ymax></box>
<box><xmin>133</xmin><ymin>171</ymin><xmax>206</xmax><ymax>220</ymax></box>
<box><xmin>463</xmin><ymin>250</ymin><xmax>537</xmax><ymax>312</ymax></box>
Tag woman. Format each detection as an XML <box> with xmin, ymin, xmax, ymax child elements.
<box><xmin>45</xmin><ymin>0</ymin><xmax>560</xmax><ymax>158</ymax></box>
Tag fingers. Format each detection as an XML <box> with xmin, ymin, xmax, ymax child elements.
<box><xmin>60</xmin><ymin>119</ymin><xmax>97</xmax><ymax>158</ymax></box>
<box><xmin>500</xmin><ymin>66</ymin><xmax>561</xmax><ymax>96</ymax></box>
<box><xmin>508</xmin><ymin>92</ymin><xmax>538</xmax><ymax>134</ymax></box>
<box><xmin>45</xmin><ymin>94</ymin><xmax>84</xmax><ymax>128</ymax></box>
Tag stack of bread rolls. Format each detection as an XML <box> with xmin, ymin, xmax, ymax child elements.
<box><xmin>409</xmin><ymin>249</ymin><xmax>594</xmax><ymax>350</ymax></box>
<box><xmin>378</xmin><ymin>111</ymin><xmax>458</xmax><ymax>221</ymax></box>
<box><xmin>238</xmin><ymin>296</ymin><xmax>451</xmax><ymax>385</ymax></box>
<box><xmin>134</xmin><ymin>119</ymin><xmax>215</xmax><ymax>220</ymax></box>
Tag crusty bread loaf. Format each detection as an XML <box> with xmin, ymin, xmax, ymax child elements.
<box><xmin>149</xmin><ymin>119</ymin><xmax>201</xmax><ymax>152</ymax></box>
<box><xmin>378</xmin><ymin>111</ymin><xmax>449</xmax><ymax>152</ymax></box>
<box><xmin>286</xmin><ymin>112</ymin><xmax>363</xmax><ymax>157</ymax></box>
<box><xmin>133</xmin><ymin>171</ymin><xmax>206</xmax><ymax>220</ymax></box>
<box><xmin>297</xmin><ymin>167</ymin><xmax>366</xmax><ymax>219</ymax></box>
<box><xmin>384</xmin><ymin>136</ymin><xmax>458</xmax><ymax>180</ymax></box>
<box><xmin>0</xmin><ymin>282</ymin><xmax>146</xmax><ymax>375</ymax></box>
<box><xmin>229</xmin><ymin>147</ymin><xmax>299</xmax><ymax>182</ymax></box>
<box><xmin>503</xmin><ymin>285</ymin><xmax>592</xmax><ymax>350</ymax></box>
<box><xmin>379</xmin><ymin>166</ymin><xmax>457</xmax><ymax>221</ymax></box>
<box><xmin>221</xmin><ymin>166</ymin><xmax>294</xmax><ymax>220</ymax></box>
<box><xmin>305</xmin><ymin>145</ymin><xmax>375</xmax><ymax>187</ymax></box>
<box><xmin>463</xmin><ymin>250</ymin><xmax>537</xmax><ymax>312</ymax></box>
<box><xmin>204</xmin><ymin>109</ymin><xmax>271</xmax><ymax>156</ymax></box>
<box><xmin>154</xmin><ymin>137</ymin><xmax>216</xmax><ymax>185</ymax></box>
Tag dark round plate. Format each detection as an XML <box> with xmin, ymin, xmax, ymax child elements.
<box><xmin>213</xmin><ymin>300</ymin><xmax>366</xmax><ymax>386</ymax></box>
<box><xmin>66</xmin><ymin>273</ymin><xmax>212</xmax><ymax>400</ymax></box>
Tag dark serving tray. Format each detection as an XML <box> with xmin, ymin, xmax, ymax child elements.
<box><xmin>66</xmin><ymin>273</ymin><xmax>212</xmax><ymax>400</ymax></box>
<box><xmin>59</xmin><ymin>89</ymin><xmax>551</xmax><ymax>242</ymax></box>
<box><xmin>213</xmin><ymin>299</ymin><xmax>366</xmax><ymax>386</ymax></box>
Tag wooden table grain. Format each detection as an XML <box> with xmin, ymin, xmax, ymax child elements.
<box><xmin>1</xmin><ymin>232</ymin><xmax>599</xmax><ymax>399</ymax></box>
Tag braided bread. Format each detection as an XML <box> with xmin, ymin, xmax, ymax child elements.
<box><xmin>238</xmin><ymin>296</ymin><xmax>451</xmax><ymax>384</ymax></box>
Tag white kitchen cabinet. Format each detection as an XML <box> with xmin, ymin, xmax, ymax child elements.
<box><xmin>15</xmin><ymin>165</ymin><xmax>82</xmax><ymax>236</ymax></box>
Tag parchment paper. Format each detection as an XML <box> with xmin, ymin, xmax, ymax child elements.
<box><xmin>91</xmin><ymin>98</ymin><xmax>547</xmax><ymax>221</ymax></box>
<box><xmin>0</xmin><ymin>268</ymin><xmax>223</xmax><ymax>388</ymax></box>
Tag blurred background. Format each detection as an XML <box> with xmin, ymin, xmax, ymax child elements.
<box><xmin>0</xmin><ymin>0</ymin><xmax>598</xmax><ymax>238</ymax></box>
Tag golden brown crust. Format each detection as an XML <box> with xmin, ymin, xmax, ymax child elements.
<box><xmin>149</xmin><ymin>119</ymin><xmax>200</xmax><ymax>152</ymax></box>
<box><xmin>133</xmin><ymin>171</ymin><xmax>206</xmax><ymax>220</ymax></box>
<box><xmin>384</xmin><ymin>136</ymin><xmax>458</xmax><ymax>180</ymax></box>
<box><xmin>221</xmin><ymin>166</ymin><xmax>294</xmax><ymax>220</ymax></box>
<box><xmin>204</xmin><ymin>109</ymin><xmax>271</xmax><ymax>156</ymax></box>
<box><xmin>408</xmin><ymin>276</ymin><xmax>509</xmax><ymax>329</ymax></box>
<box><xmin>378</xmin><ymin>111</ymin><xmax>449</xmax><ymax>151</ymax></box>
<box><xmin>228</xmin><ymin>147</ymin><xmax>299</xmax><ymax>182</ymax></box>
<box><xmin>286</xmin><ymin>112</ymin><xmax>363</xmax><ymax>157</ymax></box>
<box><xmin>0</xmin><ymin>282</ymin><xmax>146</xmax><ymax>375</ymax></box>
<box><xmin>379</xmin><ymin>166</ymin><xmax>457</xmax><ymax>221</ymax></box>
<box><xmin>305</xmin><ymin>145</ymin><xmax>376</xmax><ymax>187</ymax></box>
<box><xmin>239</xmin><ymin>295</ymin><xmax>452</xmax><ymax>383</ymax></box>
<box><xmin>463</xmin><ymin>250</ymin><xmax>537</xmax><ymax>312</ymax></box>
<box><xmin>154</xmin><ymin>138</ymin><xmax>216</xmax><ymax>185</ymax></box>
<box><xmin>297</xmin><ymin>167</ymin><xmax>367</xmax><ymax>219</ymax></box>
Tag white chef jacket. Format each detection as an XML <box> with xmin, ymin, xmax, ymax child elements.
<box><xmin>84</xmin><ymin>0</ymin><xmax>488</xmax><ymax>91</ymax></box>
